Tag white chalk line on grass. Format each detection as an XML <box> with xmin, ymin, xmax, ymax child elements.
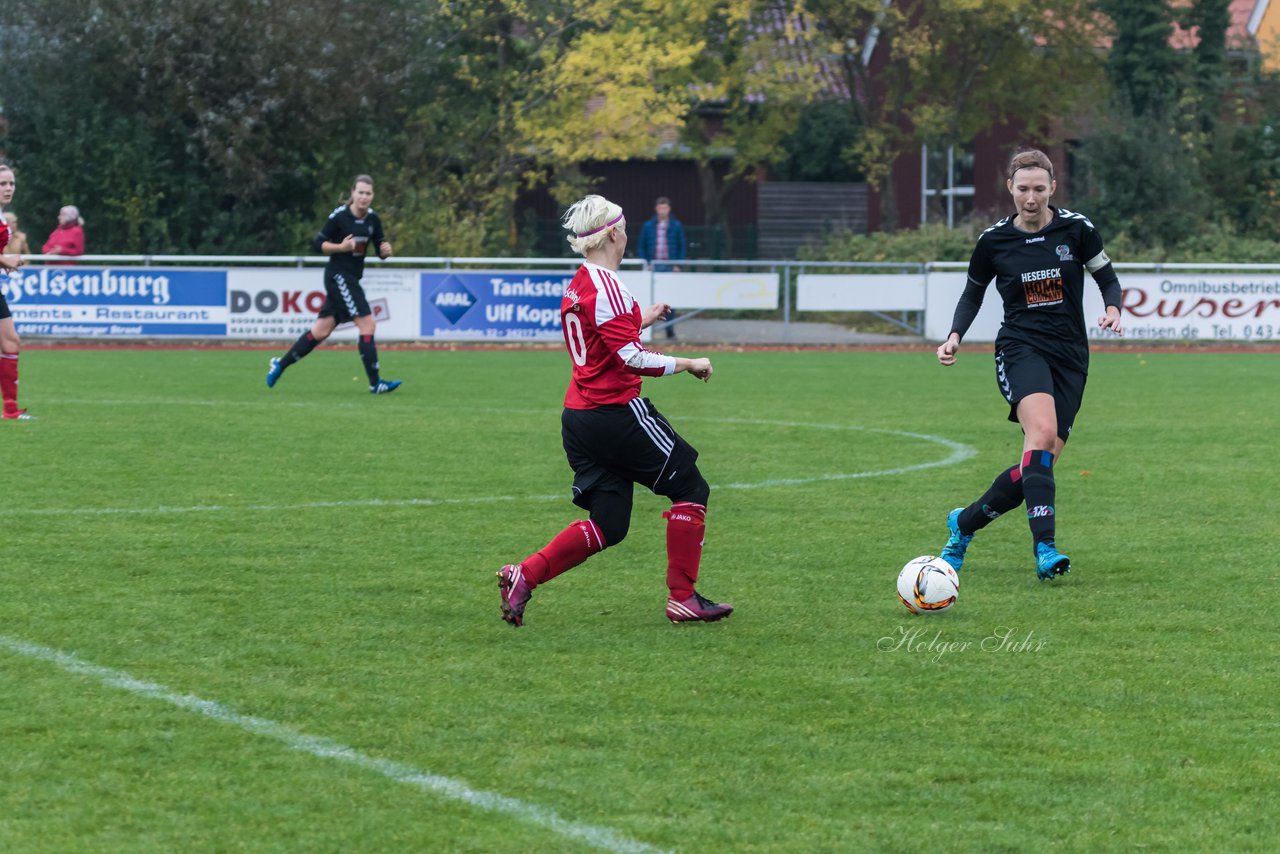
<box><xmin>12</xmin><ymin>495</ymin><xmax>538</xmax><ymax>518</ymax></box>
<box><xmin>47</xmin><ymin>397</ymin><xmax>378</xmax><ymax>410</ymax></box>
<box><xmin>0</xmin><ymin>634</ymin><xmax>669</xmax><ymax>854</ymax></box>
<box><xmin>11</xmin><ymin>422</ymin><xmax>976</xmax><ymax>518</ymax></box>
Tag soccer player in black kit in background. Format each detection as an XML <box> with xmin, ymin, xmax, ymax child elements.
<box><xmin>267</xmin><ymin>174</ymin><xmax>401</xmax><ymax>394</ymax></box>
<box><xmin>935</xmin><ymin>148</ymin><xmax>1124</xmax><ymax>580</ymax></box>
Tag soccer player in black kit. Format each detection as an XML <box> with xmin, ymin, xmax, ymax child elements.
<box><xmin>266</xmin><ymin>174</ymin><xmax>401</xmax><ymax>394</ymax></box>
<box><xmin>936</xmin><ymin>149</ymin><xmax>1124</xmax><ymax>580</ymax></box>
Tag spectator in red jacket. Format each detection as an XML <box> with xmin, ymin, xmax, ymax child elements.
<box><xmin>42</xmin><ymin>205</ymin><xmax>85</xmax><ymax>263</ymax></box>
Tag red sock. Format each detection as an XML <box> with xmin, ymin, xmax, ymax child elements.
<box><xmin>0</xmin><ymin>353</ymin><xmax>18</xmax><ymax>416</ymax></box>
<box><xmin>664</xmin><ymin>502</ymin><xmax>706</xmax><ymax>601</ymax></box>
<box><xmin>521</xmin><ymin>519</ymin><xmax>605</xmax><ymax>587</ymax></box>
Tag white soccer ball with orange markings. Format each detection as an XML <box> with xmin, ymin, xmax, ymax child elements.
<box><xmin>896</xmin><ymin>555</ymin><xmax>960</xmax><ymax>614</ymax></box>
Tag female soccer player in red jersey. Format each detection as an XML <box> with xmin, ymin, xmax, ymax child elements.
<box><xmin>497</xmin><ymin>194</ymin><xmax>732</xmax><ymax>626</ymax></box>
<box><xmin>0</xmin><ymin>164</ymin><xmax>34</xmax><ymax>420</ymax></box>
<box><xmin>936</xmin><ymin>148</ymin><xmax>1124</xmax><ymax>580</ymax></box>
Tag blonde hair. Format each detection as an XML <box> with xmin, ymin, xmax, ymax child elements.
<box><xmin>563</xmin><ymin>195</ymin><xmax>624</xmax><ymax>255</ymax></box>
<box><xmin>1007</xmin><ymin>149</ymin><xmax>1055</xmax><ymax>181</ymax></box>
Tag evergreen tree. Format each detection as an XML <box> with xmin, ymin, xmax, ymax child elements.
<box><xmin>1098</xmin><ymin>0</ymin><xmax>1181</xmax><ymax>117</ymax></box>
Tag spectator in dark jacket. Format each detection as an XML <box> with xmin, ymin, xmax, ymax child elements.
<box><xmin>637</xmin><ymin>196</ymin><xmax>686</xmax><ymax>272</ymax></box>
<box><xmin>637</xmin><ymin>196</ymin><xmax>686</xmax><ymax>338</ymax></box>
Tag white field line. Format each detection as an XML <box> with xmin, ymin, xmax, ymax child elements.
<box><xmin>0</xmin><ymin>634</ymin><xmax>669</xmax><ymax>854</ymax></box>
<box><xmin>44</xmin><ymin>397</ymin><xmax>367</xmax><ymax>409</ymax></box>
<box><xmin>11</xmin><ymin>422</ymin><xmax>976</xmax><ymax>518</ymax></box>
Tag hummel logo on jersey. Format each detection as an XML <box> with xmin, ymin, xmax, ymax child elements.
<box><xmin>1020</xmin><ymin>267</ymin><xmax>1061</xmax><ymax>283</ymax></box>
<box><xmin>1025</xmin><ymin>236</ymin><xmax>1045</xmax><ymax>243</ymax></box>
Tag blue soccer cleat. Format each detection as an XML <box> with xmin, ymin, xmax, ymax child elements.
<box><xmin>940</xmin><ymin>508</ymin><xmax>974</xmax><ymax>571</ymax></box>
<box><xmin>1035</xmin><ymin>541</ymin><xmax>1071</xmax><ymax>581</ymax></box>
<box><xmin>266</xmin><ymin>357</ymin><xmax>283</xmax><ymax>388</ymax></box>
<box><xmin>370</xmin><ymin>379</ymin><xmax>402</xmax><ymax>395</ymax></box>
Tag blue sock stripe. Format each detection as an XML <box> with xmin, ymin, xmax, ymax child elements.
<box><xmin>1024</xmin><ymin>450</ymin><xmax>1054</xmax><ymax>471</ymax></box>
<box><xmin>1020</xmin><ymin>450</ymin><xmax>1055</xmax><ymax>470</ymax></box>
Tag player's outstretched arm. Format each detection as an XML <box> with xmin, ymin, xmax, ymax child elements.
<box><xmin>674</xmin><ymin>357</ymin><xmax>713</xmax><ymax>382</ymax></box>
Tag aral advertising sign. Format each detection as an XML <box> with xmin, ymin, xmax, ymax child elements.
<box><xmin>924</xmin><ymin>272</ymin><xmax>1280</xmax><ymax>342</ymax></box>
<box><xmin>4</xmin><ymin>267</ymin><xmax>226</xmax><ymax>337</ymax></box>
<box><xmin>227</xmin><ymin>268</ymin><xmax>420</xmax><ymax>340</ymax></box>
<box><xmin>420</xmin><ymin>271</ymin><xmax>571</xmax><ymax>340</ymax></box>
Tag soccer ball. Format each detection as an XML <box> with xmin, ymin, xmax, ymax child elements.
<box><xmin>896</xmin><ymin>555</ymin><xmax>960</xmax><ymax>614</ymax></box>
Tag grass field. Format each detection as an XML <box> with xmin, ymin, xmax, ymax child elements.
<box><xmin>2</xmin><ymin>345</ymin><xmax>1277</xmax><ymax>852</ymax></box>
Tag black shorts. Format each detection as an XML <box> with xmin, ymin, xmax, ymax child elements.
<box><xmin>561</xmin><ymin>398</ymin><xmax>700</xmax><ymax>509</ymax></box>
<box><xmin>317</xmin><ymin>270</ymin><xmax>371</xmax><ymax>325</ymax></box>
<box><xmin>995</xmin><ymin>343</ymin><xmax>1087</xmax><ymax>440</ymax></box>
<box><xmin>0</xmin><ymin>290</ymin><xmax>10</xmax><ymax>321</ymax></box>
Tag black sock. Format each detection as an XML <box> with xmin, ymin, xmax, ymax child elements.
<box><xmin>280</xmin><ymin>331</ymin><xmax>318</xmax><ymax>367</ymax></box>
<box><xmin>1019</xmin><ymin>450</ymin><xmax>1057</xmax><ymax>549</ymax></box>
<box><xmin>958</xmin><ymin>465</ymin><xmax>1024</xmax><ymax>534</ymax></box>
<box><xmin>358</xmin><ymin>334</ymin><xmax>380</xmax><ymax>385</ymax></box>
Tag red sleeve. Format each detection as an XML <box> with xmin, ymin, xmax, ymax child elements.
<box><xmin>596</xmin><ymin>314</ymin><xmax>643</xmax><ymax>368</ymax></box>
<box><xmin>596</xmin><ymin>311</ymin><xmax>671</xmax><ymax>377</ymax></box>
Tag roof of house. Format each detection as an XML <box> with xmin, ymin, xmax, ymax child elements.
<box><xmin>1166</xmin><ymin>0</ymin><xmax>1262</xmax><ymax>50</ymax></box>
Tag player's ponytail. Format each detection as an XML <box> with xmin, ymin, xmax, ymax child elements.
<box><xmin>564</xmin><ymin>195</ymin><xmax>624</xmax><ymax>255</ymax></box>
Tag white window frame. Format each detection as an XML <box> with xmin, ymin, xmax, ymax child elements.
<box><xmin>920</xmin><ymin>144</ymin><xmax>975</xmax><ymax>229</ymax></box>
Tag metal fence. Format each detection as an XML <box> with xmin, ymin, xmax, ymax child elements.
<box><xmin>11</xmin><ymin>255</ymin><xmax>1280</xmax><ymax>344</ymax></box>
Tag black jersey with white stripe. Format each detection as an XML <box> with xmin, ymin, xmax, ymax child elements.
<box><xmin>959</xmin><ymin>206</ymin><xmax>1120</xmax><ymax>370</ymax></box>
<box><xmin>312</xmin><ymin>204</ymin><xmax>386</xmax><ymax>281</ymax></box>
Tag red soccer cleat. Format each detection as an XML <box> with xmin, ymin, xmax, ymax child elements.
<box><xmin>666</xmin><ymin>592</ymin><xmax>733</xmax><ymax>623</ymax></box>
<box><xmin>497</xmin><ymin>564</ymin><xmax>532</xmax><ymax>627</ymax></box>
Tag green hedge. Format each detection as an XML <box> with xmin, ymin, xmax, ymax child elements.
<box><xmin>803</xmin><ymin>220</ymin><xmax>1280</xmax><ymax>265</ymax></box>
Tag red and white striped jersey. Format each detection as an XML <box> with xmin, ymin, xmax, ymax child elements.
<box><xmin>562</xmin><ymin>262</ymin><xmax>676</xmax><ymax>409</ymax></box>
